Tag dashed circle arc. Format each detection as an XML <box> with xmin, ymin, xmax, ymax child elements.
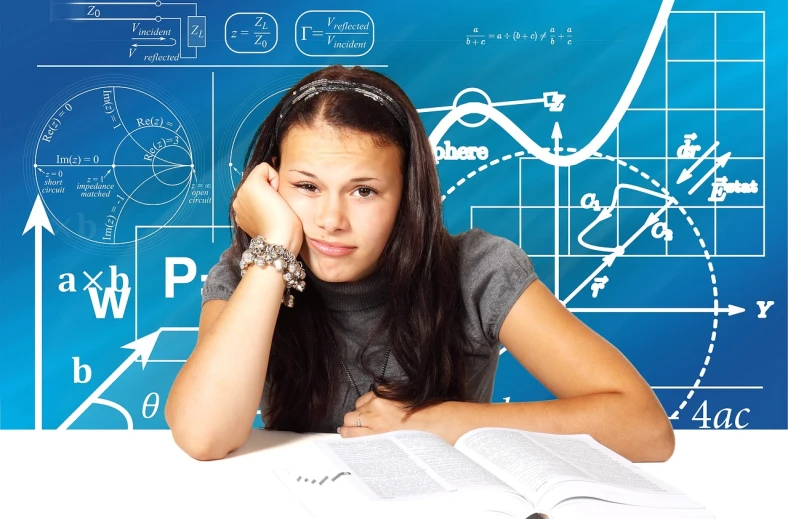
<box><xmin>440</xmin><ymin>146</ymin><xmax>720</xmax><ymax>420</ymax></box>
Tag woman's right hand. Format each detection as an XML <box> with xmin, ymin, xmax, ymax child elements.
<box><xmin>232</xmin><ymin>162</ymin><xmax>304</xmax><ymax>254</ymax></box>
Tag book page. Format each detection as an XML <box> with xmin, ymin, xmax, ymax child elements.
<box><xmin>271</xmin><ymin>466</ymin><xmax>530</xmax><ymax>519</ymax></box>
<box><xmin>310</xmin><ymin>429</ymin><xmax>535</xmax><ymax>517</ymax></box>
<box><xmin>523</xmin><ymin>432</ymin><xmax>701</xmax><ymax>510</ymax></box>
<box><xmin>547</xmin><ymin>497</ymin><xmax>716</xmax><ymax>519</ymax></box>
<box><xmin>271</xmin><ymin>465</ymin><xmax>529</xmax><ymax>519</ymax></box>
<box><xmin>455</xmin><ymin>428</ymin><xmax>702</xmax><ymax>511</ymax></box>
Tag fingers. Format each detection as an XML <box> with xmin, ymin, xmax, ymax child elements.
<box><xmin>260</xmin><ymin>163</ymin><xmax>280</xmax><ymax>192</ymax></box>
<box><xmin>250</xmin><ymin>161</ymin><xmax>279</xmax><ymax>183</ymax></box>
<box><xmin>342</xmin><ymin>410</ymin><xmax>364</xmax><ymax>428</ymax></box>
<box><xmin>337</xmin><ymin>426</ymin><xmax>373</xmax><ymax>438</ymax></box>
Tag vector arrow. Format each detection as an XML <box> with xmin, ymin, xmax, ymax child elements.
<box><xmin>22</xmin><ymin>195</ymin><xmax>54</xmax><ymax>430</ymax></box>
<box><xmin>676</xmin><ymin>141</ymin><xmax>720</xmax><ymax>185</ymax></box>
<box><xmin>58</xmin><ymin>329</ymin><xmax>161</xmax><ymax>430</ymax></box>
<box><xmin>568</xmin><ymin>304</ymin><xmax>745</xmax><ymax>315</ymax></box>
<box><xmin>687</xmin><ymin>152</ymin><xmax>732</xmax><ymax>196</ymax></box>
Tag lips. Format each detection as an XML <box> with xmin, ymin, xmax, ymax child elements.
<box><xmin>308</xmin><ymin>238</ymin><xmax>357</xmax><ymax>256</ymax></box>
<box><xmin>311</xmin><ymin>238</ymin><xmax>355</xmax><ymax>249</ymax></box>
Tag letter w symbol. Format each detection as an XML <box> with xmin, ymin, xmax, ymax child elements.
<box><xmin>87</xmin><ymin>287</ymin><xmax>131</xmax><ymax>319</ymax></box>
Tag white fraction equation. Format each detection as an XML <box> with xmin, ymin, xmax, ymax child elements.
<box><xmin>466</xmin><ymin>26</ymin><xmax>573</xmax><ymax>46</ymax></box>
<box><xmin>225</xmin><ymin>12</ymin><xmax>278</xmax><ymax>54</ymax></box>
<box><xmin>295</xmin><ymin>10</ymin><xmax>374</xmax><ymax>57</ymax></box>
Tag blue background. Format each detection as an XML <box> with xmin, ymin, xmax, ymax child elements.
<box><xmin>1</xmin><ymin>0</ymin><xmax>786</xmax><ymax>430</ymax></box>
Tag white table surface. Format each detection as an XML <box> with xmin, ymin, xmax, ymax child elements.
<box><xmin>0</xmin><ymin>429</ymin><xmax>785</xmax><ymax>518</ymax></box>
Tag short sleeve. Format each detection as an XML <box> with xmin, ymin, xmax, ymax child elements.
<box><xmin>457</xmin><ymin>228</ymin><xmax>538</xmax><ymax>345</ymax></box>
<box><xmin>201</xmin><ymin>245</ymin><xmax>242</xmax><ymax>306</ymax></box>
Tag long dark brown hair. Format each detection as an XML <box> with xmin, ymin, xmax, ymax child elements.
<box><xmin>228</xmin><ymin>65</ymin><xmax>474</xmax><ymax>432</ymax></box>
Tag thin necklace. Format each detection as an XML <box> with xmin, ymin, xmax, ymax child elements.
<box><xmin>328</xmin><ymin>332</ymin><xmax>390</xmax><ymax>399</ymax></box>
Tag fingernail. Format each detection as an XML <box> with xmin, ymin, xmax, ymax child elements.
<box><xmin>336</xmin><ymin>427</ymin><xmax>341</xmax><ymax>433</ymax></box>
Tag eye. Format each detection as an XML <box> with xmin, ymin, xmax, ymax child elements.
<box><xmin>355</xmin><ymin>186</ymin><xmax>378</xmax><ymax>199</ymax></box>
<box><xmin>293</xmin><ymin>183</ymin><xmax>378</xmax><ymax>199</ymax></box>
<box><xmin>294</xmin><ymin>182</ymin><xmax>318</xmax><ymax>193</ymax></box>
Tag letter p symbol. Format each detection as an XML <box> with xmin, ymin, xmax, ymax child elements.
<box><xmin>165</xmin><ymin>257</ymin><xmax>196</xmax><ymax>298</ymax></box>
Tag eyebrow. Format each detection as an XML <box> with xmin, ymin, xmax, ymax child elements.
<box><xmin>290</xmin><ymin>169</ymin><xmax>381</xmax><ymax>183</ymax></box>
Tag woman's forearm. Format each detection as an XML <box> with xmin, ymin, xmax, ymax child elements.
<box><xmin>165</xmin><ymin>265</ymin><xmax>286</xmax><ymax>460</ymax></box>
<box><xmin>422</xmin><ymin>391</ymin><xmax>675</xmax><ymax>462</ymax></box>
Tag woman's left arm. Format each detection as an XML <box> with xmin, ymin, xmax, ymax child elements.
<box><xmin>423</xmin><ymin>279</ymin><xmax>675</xmax><ymax>463</ymax></box>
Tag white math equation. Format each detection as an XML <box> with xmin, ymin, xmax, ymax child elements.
<box><xmin>52</xmin><ymin>3</ymin><xmax>376</xmax><ymax>60</ymax></box>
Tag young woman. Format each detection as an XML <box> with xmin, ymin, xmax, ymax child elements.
<box><xmin>165</xmin><ymin>65</ymin><xmax>674</xmax><ymax>463</ymax></box>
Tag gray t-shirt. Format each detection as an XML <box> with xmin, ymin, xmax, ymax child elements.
<box><xmin>200</xmin><ymin>227</ymin><xmax>538</xmax><ymax>433</ymax></box>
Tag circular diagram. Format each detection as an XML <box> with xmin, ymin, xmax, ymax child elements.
<box><xmin>226</xmin><ymin>86</ymin><xmax>290</xmax><ymax>190</ymax></box>
<box><xmin>34</xmin><ymin>86</ymin><xmax>195</xmax><ymax>245</ymax></box>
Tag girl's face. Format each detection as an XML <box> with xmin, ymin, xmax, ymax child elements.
<box><xmin>277</xmin><ymin>122</ymin><xmax>404</xmax><ymax>283</ymax></box>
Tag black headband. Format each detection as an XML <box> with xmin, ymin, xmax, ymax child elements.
<box><xmin>265</xmin><ymin>78</ymin><xmax>410</xmax><ymax>160</ymax></box>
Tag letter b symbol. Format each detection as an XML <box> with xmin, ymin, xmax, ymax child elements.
<box><xmin>72</xmin><ymin>357</ymin><xmax>92</xmax><ymax>383</ymax></box>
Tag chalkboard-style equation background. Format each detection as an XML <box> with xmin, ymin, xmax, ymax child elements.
<box><xmin>1</xmin><ymin>0</ymin><xmax>786</xmax><ymax>430</ymax></box>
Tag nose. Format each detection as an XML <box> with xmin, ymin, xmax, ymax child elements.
<box><xmin>315</xmin><ymin>193</ymin><xmax>348</xmax><ymax>232</ymax></box>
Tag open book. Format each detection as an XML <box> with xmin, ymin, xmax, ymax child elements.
<box><xmin>271</xmin><ymin>427</ymin><xmax>715</xmax><ymax>519</ymax></box>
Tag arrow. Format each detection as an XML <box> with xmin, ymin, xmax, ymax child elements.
<box><xmin>577</xmin><ymin>184</ymin><xmax>676</xmax><ymax>253</ymax></box>
<box><xmin>676</xmin><ymin>141</ymin><xmax>719</xmax><ymax>184</ymax></box>
<box><xmin>687</xmin><ymin>152</ymin><xmax>732</xmax><ymax>196</ymax></box>
<box><xmin>417</xmin><ymin>92</ymin><xmax>565</xmax><ymax>114</ymax></box>
<box><xmin>132</xmin><ymin>38</ymin><xmax>176</xmax><ymax>48</ymax></box>
<box><xmin>551</xmin><ymin>121</ymin><xmax>563</xmax><ymax>152</ymax></box>
<box><xmin>561</xmin><ymin>247</ymin><xmax>625</xmax><ymax>306</ymax></box>
<box><xmin>620</xmin><ymin>201</ymin><xmax>673</xmax><ymax>250</ymax></box>
<box><xmin>569</xmin><ymin>304</ymin><xmax>745</xmax><ymax>315</ymax></box>
<box><xmin>563</xmin><ymin>199</ymin><xmax>675</xmax><ymax>306</ymax></box>
<box><xmin>57</xmin><ymin>329</ymin><xmax>161</xmax><ymax>430</ymax></box>
<box><xmin>22</xmin><ymin>196</ymin><xmax>54</xmax><ymax>430</ymax></box>
<box><xmin>552</xmin><ymin>122</ymin><xmax>562</xmax><ymax>297</ymax></box>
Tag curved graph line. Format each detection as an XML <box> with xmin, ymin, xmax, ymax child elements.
<box><xmin>113</xmin><ymin>168</ymin><xmax>192</xmax><ymax>241</ymax></box>
<box><xmin>114</xmin><ymin>87</ymin><xmax>167</xmax><ymax>163</ymax></box>
<box><xmin>577</xmin><ymin>183</ymin><xmax>677</xmax><ymax>252</ymax></box>
<box><xmin>148</xmin><ymin>162</ymin><xmax>193</xmax><ymax>185</ymax></box>
<box><xmin>113</xmin><ymin>87</ymin><xmax>190</xmax><ymax>168</ymax></box>
<box><xmin>94</xmin><ymin>397</ymin><xmax>134</xmax><ymax>429</ymax></box>
<box><xmin>115</xmin><ymin>120</ymin><xmax>190</xmax><ymax>168</ymax></box>
<box><xmin>428</xmin><ymin>0</ymin><xmax>675</xmax><ymax>167</ymax></box>
<box><xmin>228</xmin><ymin>86</ymin><xmax>291</xmax><ymax>189</ymax></box>
<box><xmin>150</xmin><ymin>139</ymin><xmax>192</xmax><ymax>167</ymax></box>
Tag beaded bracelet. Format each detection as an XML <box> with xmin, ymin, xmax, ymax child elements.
<box><xmin>239</xmin><ymin>236</ymin><xmax>306</xmax><ymax>307</ymax></box>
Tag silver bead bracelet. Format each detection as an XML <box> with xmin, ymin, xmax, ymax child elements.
<box><xmin>239</xmin><ymin>236</ymin><xmax>306</xmax><ymax>307</ymax></box>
